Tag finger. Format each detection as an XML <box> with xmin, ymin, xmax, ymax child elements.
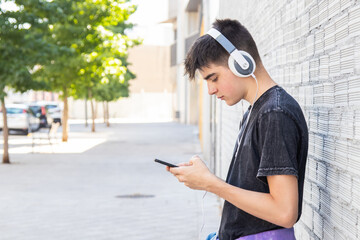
<box><xmin>176</xmin><ymin>176</ymin><xmax>184</xmax><ymax>183</ymax></box>
<box><xmin>169</xmin><ymin>166</ymin><xmax>181</xmax><ymax>175</ymax></box>
<box><xmin>191</xmin><ymin>155</ymin><xmax>200</xmax><ymax>160</ymax></box>
<box><xmin>178</xmin><ymin>162</ymin><xmax>192</xmax><ymax>167</ymax></box>
<box><xmin>190</xmin><ymin>156</ymin><xmax>201</xmax><ymax>164</ymax></box>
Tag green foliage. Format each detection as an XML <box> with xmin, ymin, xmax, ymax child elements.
<box><xmin>36</xmin><ymin>0</ymin><xmax>140</xmax><ymax>103</ymax></box>
<box><xmin>0</xmin><ymin>0</ymin><xmax>139</xmax><ymax>98</ymax></box>
<box><xmin>0</xmin><ymin>0</ymin><xmax>57</xmax><ymax>96</ymax></box>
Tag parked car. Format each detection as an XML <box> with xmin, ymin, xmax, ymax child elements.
<box><xmin>0</xmin><ymin>104</ymin><xmax>40</xmax><ymax>135</ymax></box>
<box><xmin>28</xmin><ymin>102</ymin><xmax>54</xmax><ymax>128</ymax></box>
<box><xmin>43</xmin><ymin>102</ymin><xmax>62</xmax><ymax>124</ymax></box>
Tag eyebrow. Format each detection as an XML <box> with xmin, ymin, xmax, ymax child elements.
<box><xmin>204</xmin><ymin>73</ymin><xmax>216</xmax><ymax>80</ymax></box>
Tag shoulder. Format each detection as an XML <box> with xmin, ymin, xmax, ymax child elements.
<box><xmin>255</xmin><ymin>86</ymin><xmax>305</xmax><ymax>127</ymax></box>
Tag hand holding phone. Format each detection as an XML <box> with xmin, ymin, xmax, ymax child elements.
<box><xmin>154</xmin><ymin>158</ymin><xmax>178</xmax><ymax>168</ymax></box>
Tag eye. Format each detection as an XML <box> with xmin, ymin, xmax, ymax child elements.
<box><xmin>212</xmin><ymin>77</ymin><xmax>218</xmax><ymax>82</ymax></box>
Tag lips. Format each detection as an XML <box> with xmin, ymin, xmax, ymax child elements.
<box><xmin>217</xmin><ymin>96</ymin><xmax>224</xmax><ymax>100</ymax></box>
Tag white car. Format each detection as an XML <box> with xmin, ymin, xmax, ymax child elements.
<box><xmin>0</xmin><ymin>104</ymin><xmax>40</xmax><ymax>135</ymax></box>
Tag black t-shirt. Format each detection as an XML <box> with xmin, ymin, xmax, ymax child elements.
<box><xmin>218</xmin><ymin>85</ymin><xmax>308</xmax><ymax>240</ymax></box>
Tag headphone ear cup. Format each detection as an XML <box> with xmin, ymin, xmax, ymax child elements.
<box><xmin>228</xmin><ymin>51</ymin><xmax>256</xmax><ymax>77</ymax></box>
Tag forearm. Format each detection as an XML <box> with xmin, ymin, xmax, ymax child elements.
<box><xmin>207</xmin><ymin>176</ymin><xmax>298</xmax><ymax>228</ymax></box>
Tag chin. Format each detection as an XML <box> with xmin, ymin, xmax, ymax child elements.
<box><xmin>225</xmin><ymin>101</ymin><xmax>236</xmax><ymax>106</ymax></box>
<box><xmin>225</xmin><ymin>99</ymin><xmax>241</xmax><ymax>106</ymax></box>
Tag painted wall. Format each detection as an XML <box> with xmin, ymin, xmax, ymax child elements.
<box><xmin>212</xmin><ymin>0</ymin><xmax>360</xmax><ymax>239</ymax></box>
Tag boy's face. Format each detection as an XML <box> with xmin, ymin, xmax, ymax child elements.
<box><xmin>199</xmin><ymin>63</ymin><xmax>250</xmax><ymax>106</ymax></box>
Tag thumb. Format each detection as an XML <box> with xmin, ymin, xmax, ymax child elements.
<box><xmin>190</xmin><ymin>155</ymin><xmax>201</xmax><ymax>164</ymax></box>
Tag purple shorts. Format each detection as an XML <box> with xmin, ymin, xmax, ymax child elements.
<box><xmin>236</xmin><ymin>227</ymin><xmax>296</xmax><ymax>240</ymax></box>
<box><xmin>207</xmin><ymin>228</ymin><xmax>296</xmax><ymax>240</ymax></box>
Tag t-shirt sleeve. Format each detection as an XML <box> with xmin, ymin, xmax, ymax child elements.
<box><xmin>256</xmin><ymin>110</ymin><xmax>300</xmax><ymax>184</ymax></box>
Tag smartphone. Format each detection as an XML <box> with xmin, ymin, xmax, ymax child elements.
<box><xmin>154</xmin><ymin>158</ymin><xmax>178</xmax><ymax>168</ymax></box>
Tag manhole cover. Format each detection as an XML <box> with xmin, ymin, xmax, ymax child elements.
<box><xmin>115</xmin><ymin>193</ymin><xmax>155</xmax><ymax>199</ymax></box>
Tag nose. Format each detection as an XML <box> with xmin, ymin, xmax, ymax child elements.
<box><xmin>207</xmin><ymin>82</ymin><xmax>217</xmax><ymax>95</ymax></box>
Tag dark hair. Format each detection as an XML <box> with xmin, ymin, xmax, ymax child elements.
<box><xmin>184</xmin><ymin>19</ymin><xmax>261</xmax><ymax>80</ymax></box>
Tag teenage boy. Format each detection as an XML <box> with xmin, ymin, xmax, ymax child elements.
<box><xmin>167</xmin><ymin>19</ymin><xmax>308</xmax><ymax>240</ymax></box>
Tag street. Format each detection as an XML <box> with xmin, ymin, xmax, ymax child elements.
<box><xmin>0</xmin><ymin>122</ymin><xmax>221</xmax><ymax>240</ymax></box>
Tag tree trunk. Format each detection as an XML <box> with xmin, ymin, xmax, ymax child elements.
<box><xmin>85</xmin><ymin>97</ymin><xmax>88</xmax><ymax>127</ymax></box>
<box><xmin>88</xmin><ymin>88</ymin><xmax>95</xmax><ymax>132</ymax></box>
<box><xmin>106</xmin><ymin>101</ymin><xmax>110</xmax><ymax>127</ymax></box>
<box><xmin>1</xmin><ymin>98</ymin><xmax>10</xmax><ymax>164</ymax></box>
<box><xmin>62</xmin><ymin>87</ymin><xmax>69</xmax><ymax>142</ymax></box>
<box><xmin>103</xmin><ymin>101</ymin><xmax>106</xmax><ymax>124</ymax></box>
<box><xmin>94</xmin><ymin>101</ymin><xmax>98</xmax><ymax>119</ymax></box>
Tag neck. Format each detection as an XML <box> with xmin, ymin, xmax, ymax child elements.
<box><xmin>245</xmin><ymin>64</ymin><xmax>277</xmax><ymax>105</ymax></box>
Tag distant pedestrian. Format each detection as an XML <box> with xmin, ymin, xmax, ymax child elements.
<box><xmin>167</xmin><ymin>19</ymin><xmax>308</xmax><ymax>240</ymax></box>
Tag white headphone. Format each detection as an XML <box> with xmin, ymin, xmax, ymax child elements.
<box><xmin>207</xmin><ymin>28</ymin><xmax>256</xmax><ymax>77</ymax></box>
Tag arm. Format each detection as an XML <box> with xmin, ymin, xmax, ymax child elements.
<box><xmin>169</xmin><ymin>157</ymin><xmax>298</xmax><ymax>228</ymax></box>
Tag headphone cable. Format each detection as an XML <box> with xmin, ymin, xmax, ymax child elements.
<box><xmin>234</xmin><ymin>73</ymin><xmax>259</xmax><ymax>158</ymax></box>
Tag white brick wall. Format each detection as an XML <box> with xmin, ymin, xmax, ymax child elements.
<box><xmin>214</xmin><ymin>0</ymin><xmax>360</xmax><ymax>239</ymax></box>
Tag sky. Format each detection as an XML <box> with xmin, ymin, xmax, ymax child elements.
<box><xmin>127</xmin><ymin>0</ymin><xmax>174</xmax><ymax>46</ymax></box>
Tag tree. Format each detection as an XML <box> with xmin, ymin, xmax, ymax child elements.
<box><xmin>94</xmin><ymin>71</ymin><xmax>134</xmax><ymax>127</ymax></box>
<box><xmin>39</xmin><ymin>0</ymin><xmax>139</xmax><ymax>137</ymax></box>
<box><xmin>0</xmin><ymin>0</ymin><xmax>56</xmax><ymax>163</ymax></box>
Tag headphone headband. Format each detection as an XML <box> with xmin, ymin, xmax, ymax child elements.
<box><xmin>206</xmin><ymin>28</ymin><xmax>251</xmax><ymax>71</ymax></box>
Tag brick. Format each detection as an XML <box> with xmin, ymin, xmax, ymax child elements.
<box><xmin>329</xmin><ymin>51</ymin><xmax>341</xmax><ymax>78</ymax></box>
<box><xmin>338</xmin><ymin>172</ymin><xmax>352</xmax><ymax>204</ymax></box>
<box><xmin>349</xmin><ymin>5</ymin><xmax>360</xmax><ymax>37</ymax></box>
<box><xmin>327</xmin><ymin>166</ymin><xmax>339</xmax><ymax>196</ymax></box>
<box><xmin>341</xmin><ymin>206</ymin><xmax>358</xmax><ymax>239</ymax></box>
<box><xmin>323</xmin><ymin>137</ymin><xmax>335</xmax><ymax>164</ymax></box>
<box><xmin>317</xmin><ymin>162</ymin><xmax>327</xmax><ymax>189</ymax></box>
<box><xmin>320</xmin><ymin>189</ymin><xmax>332</xmax><ymax>220</ymax></box>
<box><xmin>334</xmin><ymin>227</ymin><xmax>347</xmax><ymax>240</ymax></box>
<box><xmin>310</xmin><ymin>58</ymin><xmax>319</xmax><ymax>81</ymax></box>
<box><xmin>334</xmin><ymin>140</ymin><xmax>348</xmax><ymax>168</ymax></box>
<box><xmin>302</xmin><ymin>203</ymin><xmax>314</xmax><ymax>230</ymax></box>
<box><xmin>323</xmin><ymin>219</ymin><xmax>335</xmax><ymax>240</ymax></box>
<box><xmin>323</xmin><ymin>83</ymin><xmax>335</xmax><ymax>107</ymax></box>
<box><xmin>340</xmin><ymin>45</ymin><xmax>355</xmax><ymax>74</ymax></box>
<box><xmin>302</xmin><ymin>60</ymin><xmax>310</xmax><ymax>83</ymax></box>
<box><xmin>340</xmin><ymin>0</ymin><xmax>352</xmax><ymax>11</ymax></box>
<box><xmin>309</xmin><ymin>5</ymin><xmax>319</xmax><ymax>29</ymax></box>
<box><xmin>347</xmin><ymin>143</ymin><xmax>360</xmax><ymax>176</ymax></box>
<box><xmin>328</xmin><ymin>0</ymin><xmax>341</xmax><ymax>19</ymax></box>
<box><xmin>311</xmin><ymin>183</ymin><xmax>320</xmax><ymax>210</ymax></box>
<box><xmin>317</xmin><ymin>110</ymin><xmax>329</xmax><ymax>135</ymax></box>
<box><xmin>328</xmin><ymin>110</ymin><xmax>342</xmax><ymax>137</ymax></box>
<box><xmin>308</xmin><ymin>158</ymin><xmax>318</xmax><ymax>183</ymax></box>
<box><xmin>303</xmin><ymin>179</ymin><xmax>312</xmax><ymax>202</ymax></box>
<box><xmin>334</xmin><ymin>79</ymin><xmax>348</xmax><ymax>107</ymax></box>
<box><xmin>319</xmin><ymin>0</ymin><xmax>329</xmax><ymax>24</ymax></box>
<box><xmin>340</xmin><ymin>110</ymin><xmax>354</xmax><ymax>139</ymax></box>
<box><xmin>313</xmin><ymin>210</ymin><xmax>323</xmax><ymax>239</ymax></box>
<box><xmin>314</xmin><ymin>134</ymin><xmax>324</xmax><ymax>158</ymax></box>
<box><xmin>324</xmin><ymin>24</ymin><xmax>336</xmax><ymax>50</ymax></box>
<box><xmin>335</xmin><ymin>15</ymin><xmax>349</xmax><ymax>44</ymax></box>
<box><xmin>348</xmin><ymin>77</ymin><xmax>360</xmax><ymax>106</ymax></box>
<box><xmin>352</xmin><ymin>177</ymin><xmax>360</xmax><ymax>210</ymax></box>
<box><xmin>330</xmin><ymin>200</ymin><xmax>343</xmax><ymax>227</ymax></box>
<box><xmin>307</xmin><ymin>35</ymin><xmax>315</xmax><ymax>57</ymax></box>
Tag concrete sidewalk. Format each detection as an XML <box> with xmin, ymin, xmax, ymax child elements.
<box><xmin>0</xmin><ymin>122</ymin><xmax>221</xmax><ymax>240</ymax></box>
